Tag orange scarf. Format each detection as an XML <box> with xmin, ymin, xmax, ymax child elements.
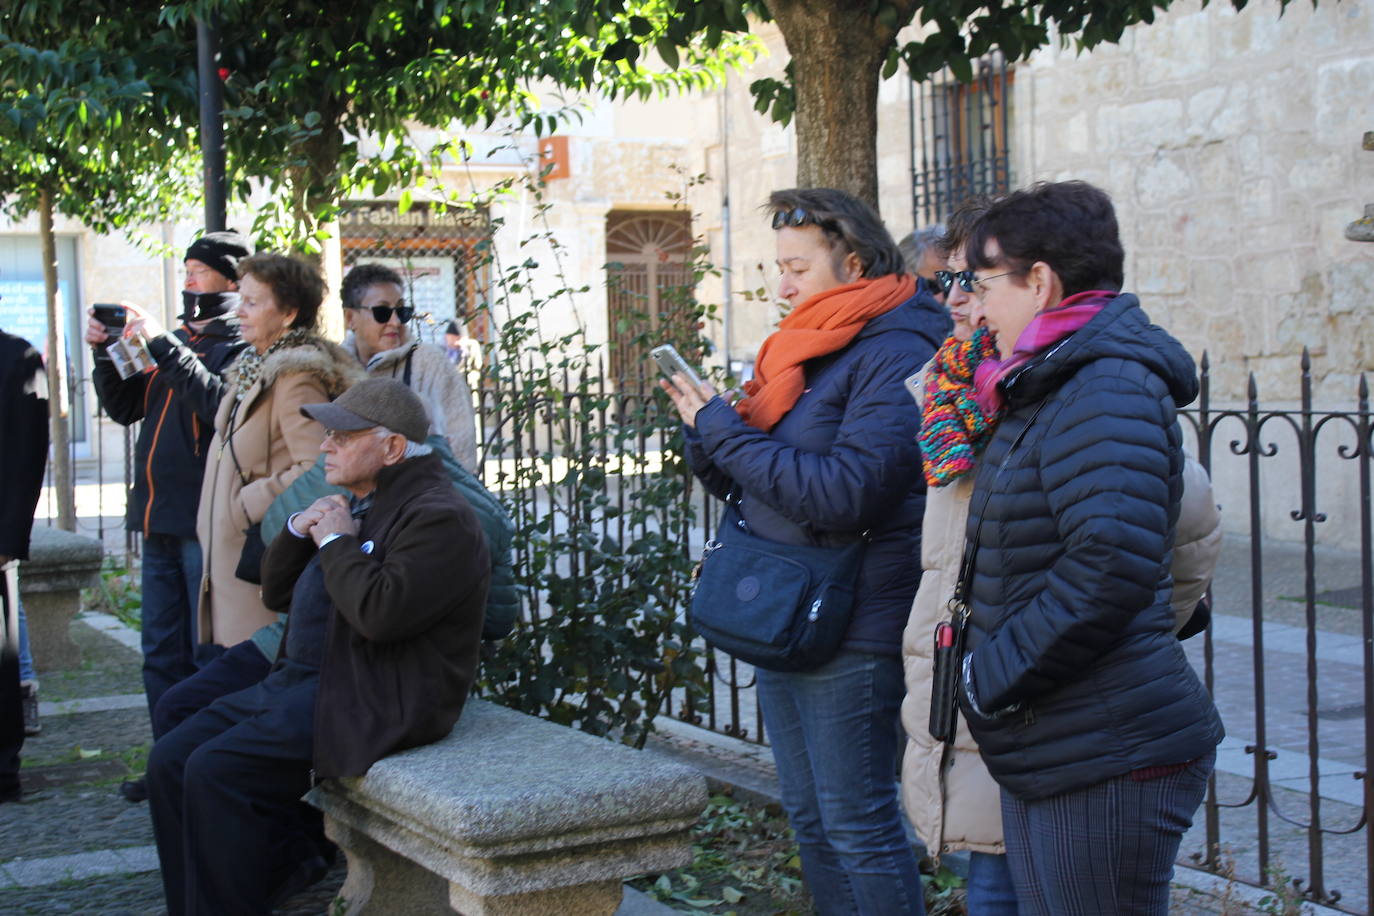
<box><xmin>737</xmin><ymin>273</ymin><xmax>915</xmax><ymax>432</ymax></box>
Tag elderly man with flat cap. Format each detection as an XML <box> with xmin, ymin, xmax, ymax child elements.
<box><xmin>85</xmin><ymin>231</ymin><xmax>250</xmax><ymax>798</ymax></box>
<box><xmin>146</xmin><ymin>378</ymin><xmax>491</xmax><ymax>916</ymax></box>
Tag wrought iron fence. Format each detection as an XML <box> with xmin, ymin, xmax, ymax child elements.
<box><xmin>1179</xmin><ymin>350</ymin><xmax>1372</xmax><ymax>914</ymax></box>
<box><xmin>42</xmin><ymin>348</ymin><xmax>1373</xmax><ymax>909</ymax></box>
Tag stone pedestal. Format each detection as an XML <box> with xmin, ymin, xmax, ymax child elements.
<box><xmin>307</xmin><ymin>700</ymin><xmax>707</xmax><ymax>916</ymax></box>
<box><xmin>17</xmin><ymin>526</ymin><xmax>104</xmax><ymax>671</ymax></box>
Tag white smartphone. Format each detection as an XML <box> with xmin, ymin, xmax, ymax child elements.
<box><xmin>650</xmin><ymin>344</ymin><xmax>703</xmax><ymax>388</ymax></box>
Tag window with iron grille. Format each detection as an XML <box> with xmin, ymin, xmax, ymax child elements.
<box><xmin>604</xmin><ymin>211</ymin><xmax>694</xmax><ymax>384</ymax></box>
<box><xmin>340</xmin><ymin>201</ymin><xmax>492</xmax><ymax>348</ymax></box>
<box><xmin>911</xmin><ymin>56</ymin><xmax>1014</xmax><ymax>228</ymax></box>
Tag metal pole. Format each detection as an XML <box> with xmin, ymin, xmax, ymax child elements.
<box><xmin>197</xmin><ymin>18</ymin><xmax>226</xmax><ymax>232</ymax></box>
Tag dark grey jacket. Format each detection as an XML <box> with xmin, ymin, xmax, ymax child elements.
<box><xmin>958</xmin><ymin>294</ymin><xmax>1224</xmax><ymax>799</ymax></box>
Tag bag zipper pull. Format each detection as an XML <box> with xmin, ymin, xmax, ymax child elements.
<box><xmin>692</xmin><ymin>538</ymin><xmax>722</xmax><ymax>581</ymax></box>
<box><xmin>807</xmin><ymin>598</ymin><xmax>822</xmax><ymax>621</ymax></box>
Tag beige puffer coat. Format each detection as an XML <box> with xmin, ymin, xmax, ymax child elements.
<box><xmin>343</xmin><ymin>333</ymin><xmax>479</xmax><ymax>472</ymax></box>
<box><xmin>196</xmin><ymin>338</ymin><xmax>360</xmax><ymax>648</ymax></box>
<box><xmin>898</xmin><ymin>367</ymin><xmax>1224</xmax><ymax>859</ymax></box>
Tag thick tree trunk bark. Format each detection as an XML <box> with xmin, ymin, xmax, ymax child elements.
<box><xmin>39</xmin><ymin>187</ymin><xmax>75</xmax><ymax>532</ymax></box>
<box><xmin>768</xmin><ymin>0</ymin><xmax>919</xmax><ymax>209</ymax></box>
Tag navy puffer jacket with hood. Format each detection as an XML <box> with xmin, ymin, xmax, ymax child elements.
<box><xmin>684</xmin><ymin>292</ymin><xmax>950</xmax><ymax>655</ymax></box>
<box><xmin>958</xmin><ymin>294</ymin><xmax>1224</xmax><ymax>800</ymax></box>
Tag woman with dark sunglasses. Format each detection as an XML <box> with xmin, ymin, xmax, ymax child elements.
<box><xmin>340</xmin><ymin>263</ymin><xmax>478</xmax><ymax>472</ymax></box>
<box><xmin>662</xmin><ymin>188</ymin><xmax>950</xmax><ymax>915</ymax></box>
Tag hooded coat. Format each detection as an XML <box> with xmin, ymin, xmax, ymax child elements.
<box><xmin>342</xmin><ymin>333</ymin><xmax>478</xmax><ymax>473</ymax></box>
<box><xmin>957</xmin><ymin>294</ymin><xmax>1224</xmax><ymax>800</ymax></box>
<box><xmin>195</xmin><ymin>338</ymin><xmax>360</xmax><ymax>648</ymax></box>
<box><xmin>684</xmin><ymin>292</ymin><xmax>950</xmax><ymax>654</ymax></box>
<box><xmin>900</xmin><ymin>365</ymin><xmax>1225</xmax><ymax>856</ymax></box>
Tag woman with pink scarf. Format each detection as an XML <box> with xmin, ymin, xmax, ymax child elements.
<box><xmin>953</xmin><ymin>181</ymin><xmax>1223</xmax><ymax>915</ymax></box>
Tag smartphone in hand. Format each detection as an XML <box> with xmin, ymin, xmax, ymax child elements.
<box><xmin>650</xmin><ymin>344</ymin><xmax>703</xmax><ymax>388</ymax></box>
<box><xmin>91</xmin><ymin>303</ymin><xmax>127</xmax><ymax>338</ymax></box>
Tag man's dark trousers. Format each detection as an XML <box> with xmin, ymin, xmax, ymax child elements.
<box><xmin>151</xmin><ymin>639</ymin><xmax>270</xmax><ymax>740</ymax></box>
<box><xmin>146</xmin><ymin>679</ymin><xmax>316</xmax><ymax>915</ymax></box>
<box><xmin>140</xmin><ymin>533</ymin><xmax>203</xmax><ymax>719</ymax></box>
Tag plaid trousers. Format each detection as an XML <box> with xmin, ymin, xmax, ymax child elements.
<box><xmin>1001</xmin><ymin>751</ymin><xmax>1214</xmax><ymax>916</ymax></box>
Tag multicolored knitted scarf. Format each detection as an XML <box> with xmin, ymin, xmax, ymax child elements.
<box><xmin>918</xmin><ymin>326</ymin><xmax>1002</xmax><ymax>487</ymax></box>
<box><xmin>233</xmin><ymin>327</ymin><xmax>315</xmax><ymax>402</ymax></box>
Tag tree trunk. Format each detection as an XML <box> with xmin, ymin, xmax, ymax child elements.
<box><xmin>768</xmin><ymin>0</ymin><xmax>919</xmax><ymax>208</ymax></box>
<box><xmin>39</xmin><ymin>187</ymin><xmax>75</xmax><ymax>532</ymax></box>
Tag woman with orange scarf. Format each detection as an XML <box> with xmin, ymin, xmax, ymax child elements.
<box><xmin>663</xmin><ymin>188</ymin><xmax>949</xmax><ymax>915</ymax></box>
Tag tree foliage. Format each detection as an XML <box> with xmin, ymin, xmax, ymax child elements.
<box><xmin>155</xmin><ymin>0</ymin><xmax>759</xmax><ymax>248</ymax></box>
<box><xmin>671</xmin><ymin>0</ymin><xmax>1308</xmax><ymax>204</ymax></box>
<box><xmin>0</xmin><ymin>2</ymin><xmax>198</xmax><ymax>233</ymax></box>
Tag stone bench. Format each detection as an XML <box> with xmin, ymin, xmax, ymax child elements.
<box><xmin>306</xmin><ymin>700</ymin><xmax>707</xmax><ymax>915</ymax></box>
<box><xmin>17</xmin><ymin>526</ymin><xmax>104</xmax><ymax>671</ymax></box>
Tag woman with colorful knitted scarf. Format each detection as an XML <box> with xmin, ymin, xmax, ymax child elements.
<box><xmin>898</xmin><ymin>201</ymin><xmax>1024</xmax><ymax>915</ymax></box>
<box><xmin>662</xmin><ymin>188</ymin><xmax>950</xmax><ymax>916</ymax></box>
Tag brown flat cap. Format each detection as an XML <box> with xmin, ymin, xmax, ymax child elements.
<box><xmin>300</xmin><ymin>377</ymin><xmax>430</xmax><ymax>444</ymax></box>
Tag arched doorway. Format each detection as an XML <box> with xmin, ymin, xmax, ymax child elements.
<box><xmin>604</xmin><ymin>211</ymin><xmax>693</xmax><ymax>384</ymax></box>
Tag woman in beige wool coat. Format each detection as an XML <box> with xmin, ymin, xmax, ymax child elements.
<box><xmin>899</xmin><ymin>209</ymin><xmax>1222</xmax><ymax>914</ymax></box>
<box><xmin>195</xmin><ymin>254</ymin><xmax>360</xmax><ymax>648</ymax></box>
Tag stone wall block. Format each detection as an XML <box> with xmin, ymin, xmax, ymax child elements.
<box><xmin>1327</xmin><ymin>260</ymin><xmax>1374</xmax><ymax>317</ymax></box>
<box><xmin>1119</xmin><ymin>98</ymin><xmax>1186</xmax><ymax>150</ymax></box>
<box><xmin>1186</xmin><ymin>258</ymin><xmax>1237</xmax><ymax>318</ymax></box>
<box><xmin>1134</xmin><ymin>257</ymin><xmax>1189</xmax><ymax>296</ymax></box>
<box><xmin>1237</xmin><ymin>175</ymin><xmax>1277</xmax><ymax>223</ymax></box>
<box><xmin>1136</xmin><ymin>11</ymin><xmax>1213</xmax><ymax>84</ymax></box>
<box><xmin>1316</xmin><ymin>58</ymin><xmax>1374</xmax><ymax>134</ymax></box>
<box><xmin>1135</xmin><ymin>154</ymin><xmax>1194</xmax><ymax>208</ymax></box>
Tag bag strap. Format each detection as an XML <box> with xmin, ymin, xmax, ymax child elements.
<box><xmin>724</xmin><ymin>488</ymin><xmax>870</xmax><ymax>544</ymax></box>
<box><xmin>225</xmin><ymin>399</ymin><xmax>251</xmax><ymax>487</ymax></box>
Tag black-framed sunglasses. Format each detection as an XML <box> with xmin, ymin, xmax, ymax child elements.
<box><xmin>352</xmin><ymin>304</ymin><xmax>415</xmax><ymax>324</ymax></box>
<box><xmin>933</xmin><ymin>269</ymin><xmax>976</xmax><ymax>294</ymax></box>
<box><xmin>771</xmin><ymin>207</ymin><xmax>813</xmax><ymax>230</ymax></box>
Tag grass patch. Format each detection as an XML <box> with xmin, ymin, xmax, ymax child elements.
<box><xmin>82</xmin><ymin>558</ymin><xmax>142</xmax><ymax>631</ymax></box>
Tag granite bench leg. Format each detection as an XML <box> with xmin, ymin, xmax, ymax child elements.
<box><xmin>22</xmin><ymin>586</ymin><xmax>83</xmax><ymax>672</ymax></box>
<box><xmin>17</xmin><ymin>527</ymin><xmax>104</xmax><ymax>672</ymax></box>
<box><xmin>324</xmin><ymin>816</ymin><xmax>625</xmax><ymax>916</ymax></box>
<box><xmin>325</xmin><ymin>817</ymin><xmax>450</xmax><ymax>914</ymax></box>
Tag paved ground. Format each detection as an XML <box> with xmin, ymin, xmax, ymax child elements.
<box><xmin>3</xmin><ymin>528</ymin><xmax>1367</xmax><ymax>914</ymax></box>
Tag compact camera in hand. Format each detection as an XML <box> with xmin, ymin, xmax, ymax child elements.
<box><xmin>93</xmin><ymin>303</ymin><xmax>154</xmax><ymax>380</ymax></box>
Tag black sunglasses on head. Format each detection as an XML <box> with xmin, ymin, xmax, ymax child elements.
<box><xmin>353</xmin><ymin>304</ymin><xmax>415</xmax><ymax>324</ymax></box>
<box><xmin>933</xmin><ymin>269</ymin><xmax>976</xmax><ymax>294</ymax></box>
<box><xmin>772</xmin><ymin>207</ymin><xmax>813</xmax><ymax>230</ymax></box>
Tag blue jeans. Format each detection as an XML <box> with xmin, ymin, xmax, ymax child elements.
<box><xmin>967</xmin><ymin>852</ymin><xmax>1020</xmax><ymax>916</ymax></box>
<box><xmin>757</xmin><ymin>651</ymin><xmax>925</xmax><ymax>916</ymax></box>
<box><xmin>16</xmin><ymin>597</ymin><xmax>34</xmax><ymax>684</ymax></box>
<box><xmin>140</xmin><ymin>534</ymin><xmax>203</xmax><ymax>718</ymax></box>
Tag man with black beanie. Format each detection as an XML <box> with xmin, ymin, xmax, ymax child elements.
<box><xmin>84</xmin><ymin>230</ymin><xmax>250</xmax><ymax>802</ymax></box>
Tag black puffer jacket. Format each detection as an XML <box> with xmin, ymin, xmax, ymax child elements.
<box><xmin>958</xmin><ymin>294</ymin><xmax>1224</xmax><ymax>800</ymax></box>
<box><xmin>92</xmin><ymin>316</ymin><xmax>244</xmax><ymax>538</ymax></box>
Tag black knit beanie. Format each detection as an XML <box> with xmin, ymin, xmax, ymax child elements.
<box><xmin>185</xmin><ymin>230</ymin><xmax>251</xmax><ymax>283</ymax></box>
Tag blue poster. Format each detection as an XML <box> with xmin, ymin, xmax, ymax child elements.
<box><xmin>0</xmin><ymin>279</ymin><xmax>65</xmax><ymax>356</ymax></box>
